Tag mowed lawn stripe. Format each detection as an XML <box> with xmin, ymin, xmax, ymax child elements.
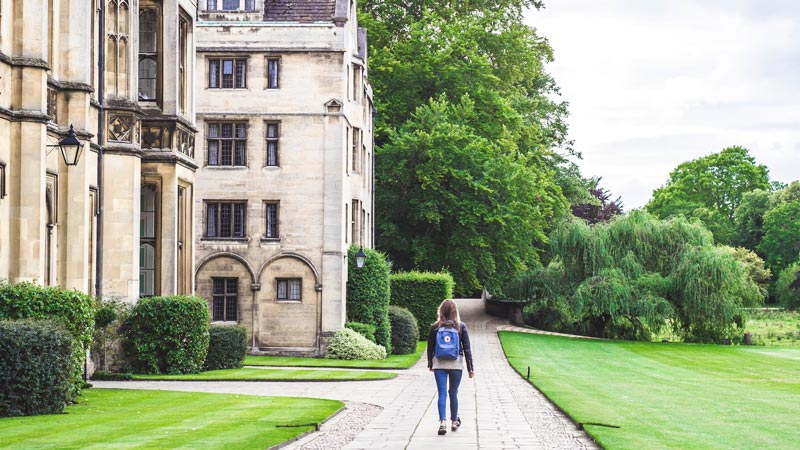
<box><xmin>131</xmin><ymin>367</ymin><xmax>396</xmax><ymax>381</ymax></box>
<box><xmin>243</xmin><ymin>342</ymin><xmax>426</xmax><ymax>369</ymax></box>
<box><xmin>0</xmin><ymin>389</ymin><xmax>342</xmax><ymax>449</ymax></box>
<box><xmin>499</xmin><ymin>331</ymin><xmax>800</xmax><ymax>450</ymax></box>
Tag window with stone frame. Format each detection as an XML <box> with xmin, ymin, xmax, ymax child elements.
<box><xmin>276</xmin><ymin>278</ymin><xmax>302</xmax><ymax>301</ymax></box>
<box><xmin>267</xmin><ymin>58</ymin><xmax>280</xmax><ymax>89</ymax></box>
<box><xmin>351</xmin><ymin>127</ymin><xmax>361</xmax><ymax>172</ymax></box>
<box><xmin>207</xmin><ymin>122</ymin><xmax>247</xmax><ymax>166</ymax></box>
<box><xmin>264</xmin><ymin>201</ymin><xmax>279</xmax><ymax>239</ymax></box>
<box><xmin>212</xmin><ymin>277</ymin><xmax>238</xmax><ymax>321</ymax></box>
<box><xmin>139</xmin><ymin>184</ymin><xmax>158</xmax><ymax>296</ymax></box>
<box><xmin>205</xmin><ymin>201</ymin><xmax>246</xmax><ymax>238</ymax></box>
<box><xmin>209</xmin><ymin>58</ymin><xmax>247</xmax><ymax>89</ymax></box>
<box><xmin>265</xmin><ymin>122</ymin><xmax>279</xmax><ymax>166</ymax></box>
<box><xmin>138</xmin><ymin>7</ymin><xmax>159</xmax><ymax>102</ymax></box>
<box><xmin>178</xmin><ymin>12</ymin><xmax>190</xmax><ymax>114</ymax></box>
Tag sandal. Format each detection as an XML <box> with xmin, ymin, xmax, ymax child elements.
<box><xmin>451</xmin><ymin>417</ymin><xmax>461</xmax><ymax>432</ymax></box>
<box><xmin>438</xmin><ymin>421</ymin><xmax>447</xmax><ymax>435</ymax></box>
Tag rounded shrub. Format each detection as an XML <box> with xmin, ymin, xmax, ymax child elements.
<box><xmin>0</xmin><ymin>281</ymin><xmax>95</xmax><ymax>399</ymax></box>
<box><xmin>0</xmin><ymin>320</ymin><xmax>73</xmax><ymax>417</ymax></box>
<box><xmin>346</xmin><ymin>245</ymin><xmax>392</xmax><ymax>353</ymax></box>
<box><xmin>325</xmin><ymin>328</ymin><xmax>387</xmax><ymax>360</ymax></box>
<box><xmin>345</xmin><ymin>321</ymin><xmax>376</xmax><ymax>343</ymax></box>
<box><xmin>776</xmin><ymin>262</ymin><xmax>800</xmax><ymax>309</ymax></box>
<box><xmin>389</xmin><ymin>306</ymin><xmax>418</xmax><ymax>355</ymax></box>
<box><xmin>122</xmin><ymin>296</ymin><xmax>210</xmax><ymax>374</ymax></box>
<box><xmin>205</xmin><ymin>325</ymin><xmax>247</xmax><ymax>370</ymax></box>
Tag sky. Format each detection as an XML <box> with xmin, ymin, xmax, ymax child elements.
<box><xmin>525</xmin><ymin>0</ymin><xmax>800</xmax><ymax>209</ymax></box>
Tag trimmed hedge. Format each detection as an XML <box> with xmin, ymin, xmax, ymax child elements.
<box><xmin>390</xmin><ymin>271</ymin><xmax>455</xmax><ymax>337</ymax></box>
<box><xmin>0</xmin><ymin>320</ymin><xmax>73</xmax><ymax>417</ymax></box>
<box><xmin>346</xmin><ymin>245</ymin><xmax>392</xmax><ymax>353</ymax></box>
<box><xmin>0</xmin><ymin>282</ymin><xmax>95</xmax><ymax>399</ymax></box>
<box><xmin>205</xmin><ymin>325</ymin><xmax>247</xmax><ymax>370</ymax></box>
<box><xmin>389</xmin><ymin>306</ymin><xmax>418</xmax><ymax>355</ymax></box>
<box><xmin>345</xmin><ymin>321</ymin><xmax>377</xmax><ymax>343</ymax></box>
<box><xmin>325</xmin><ymin>328</ymin><xmax>387</xmax><ymax>360</ymax></box>
<box><xmin>122</xmin><ymin>296</ymin><xmax>210</xmax><ymax>374</ymax></box>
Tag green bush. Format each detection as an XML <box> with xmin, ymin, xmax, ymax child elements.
<box><xmin>122</xmin><ymin>296</ymin><xmax>210</xmax><ymax>374</ymax></box>
<box><xmin>92</xmin><ymin>299</ymin><xmax>130</xmax><ymax>374</ymax></box>
<box><xmin>346</xmin><ymin>245</ymin><xmax>392</xmax><ymax>353</ymax></box>
<box><xmin>390</xmin><ymin>271</ymin><xmax>455</xmax><ymax>337</ymax></box>
<box><xmin>205</xmin><ymin>326</ymin><xmax>247</xmax><ymax>370</ymax></box>
<box><xmin>0</xmin><ymin>320</ymin><xmax>73</xmax><ymax>417</ymax></box>
<box><xmin>345</xmin><ymin>321</ymin><xmax>376</xmax><ymax>342</ymax></box>
<box><xmin>0</xmin><ymin>281</ymin><xmax>95</xmax><ymax>399</ymax></box>
<box><xmin>389</xmin><ymin>306</ymin><xmax>418</xmax><ymax>355</ymax></box>
<box><xmin>90</xmin><ymin>371</ymin><xmax>133</xmax><ymax>381</ymax></box>
<box><xmin>776</xmin><ymin>262</ymin><xmax>800</xmax><ymax>309</ymax></box>
<box><xmin>325</xmin><ymin>328</ymin><xmax>387</xmax><ymax>360</ymax></box>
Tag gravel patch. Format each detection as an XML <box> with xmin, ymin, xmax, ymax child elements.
<box><xmin>286</xmin><ymin>402</ymin><xmax>383</xmax><ymax>450</ymax></box>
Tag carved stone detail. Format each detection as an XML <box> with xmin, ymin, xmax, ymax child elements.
<box><xmin>108</xmin><ymin>114</ymin><xmax>134</xmax><ymax>143</ymax></box>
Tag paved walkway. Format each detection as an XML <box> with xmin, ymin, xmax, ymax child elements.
<box><xmin>93</xmin><ymin>299</ymin><xmax>598</xmax><ymax>450</ymax></box>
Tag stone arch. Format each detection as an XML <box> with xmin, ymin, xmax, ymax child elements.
<box><xmin>256</xmin><ymin>252</ymin><xmax>321</xmax><ymax>289</ymax></box>
<box><xmin>195</xmin><ymin>251</ymin><xmax>256</xmax><ymax>286</ymax></box>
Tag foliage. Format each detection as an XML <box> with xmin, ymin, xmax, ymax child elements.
<box><xmin>91</xmin><ymin>299</ymin><xmax>130</xmax><ymax>373</ymax></box>
<box><xmin>345</xmin><ymin>321</ymin><xmax>377</xmax><ymax>343</ymax></box>
<box><xmin>346</xmin><ymin>245</ymin><xmax>392</xmax><ymax>353</ymax></box>
<box><xmin>732</xmin><ymin>189</ymin><xmax>771</xmax><ymax>250</ymax></box>
<box><xmin>500</xmin><ymin>331</ymin><xmax>800</xmax><ymax>450</ymax></box>
<box><xmin>725</xmin><ymin>247</ymin><xmax>772</xmax><ymax>299</ymax></box>
<box><xmin>389</xmin><ymin>306</ymin><xmax>419</xmax><ymax>355</ymax></box>
<box><xmin>758</xmin><ymin>197</ymin><xmax>800</xmax><ymax>276</ymax></box>
<box><xmin>775</xmin><ymin>262</ymin><xmax>800</xmax><ymax>309</ymax></box>
<box><xmin>122</xmin><ymin>296</ymin><xmax>210</xmax><ymax>375</ymax></box>
<box><xmin>324</xmin><ymin>328</ymin><xmax>387</xmax><ymax>360</ymax></box>
<box><xmin>0</xmin><ymin>281</ymin><xmax>95</xmax><ymax>399</ymax></box>
<box><xmin>0</xmin><ymin>389</ymin><xmax>344</xmax><ymax>450</ymax></box>
<box><xmin>0</xmin><ymin>320</ymin><xmax>73</xmax><ymax>417</ymax></box>
<box><xmin>204</xmin><ymin>326</ymin><xmax>247</xmax><ymax>371</ymax></box>
<box><xmin>510</xmin><ymin>211</ymin><xmax>764</xmax><ymax>342</ymax></box>
<box><xmin>647</xmin><ymin>146</ymin><xmax>771</xmax><ymax>245</ymax></box>
<box><xmin>362</xmin><ymin>0</ymin><xmax>576</xmax><ymax>295</ymax></box>
<box><xmin>570</xmin><ymin>178</ymin><xmax>623</xmax><ymax>224</ymax></box>
<box><xmin>743</xmin><ymin>309</ymin><xmax>800</xmax><ymax>346</ymax></box>
<box><xmin>390</xmin><ymin>270</ymin><xmax>455</xmax><ymax>336</ymax></box>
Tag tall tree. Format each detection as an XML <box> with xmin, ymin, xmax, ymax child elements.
<box><xmin>363</xmin><ymin>1</ymin><xmax>576</xmax><ymax>293</ymax></box>
<box><xmin>377</xmin><ymin>96</ymin><xmax>565</xmax><ymax>296</ymax></box>
<box><xmin>646</xmin><ymin>146</ymin><xmax>771</xmax><ymax>245</ymax></box>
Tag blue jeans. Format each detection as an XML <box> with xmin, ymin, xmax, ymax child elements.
<box><xmin>433</xmin><ymin>369</ymin><xmax>463</xmax><ymax>421</ymax></box>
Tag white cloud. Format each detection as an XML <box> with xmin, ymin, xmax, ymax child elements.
<box><xmin>526</xmin><ymin>0</ymin><xmax>800</xmax><ymax>208</ymax></box>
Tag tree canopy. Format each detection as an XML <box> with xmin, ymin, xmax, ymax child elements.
<box><xmin>646</xmin><ymin>146</ymin><xmax>771</xmax><ymax>245</ymax></box>
<box><xmin>363</xmin><ymin>0</ymin><xmax>576</xmax><ymax>294</ymax></box>
<box><xmin>570</xmin><ymin>178</ymin><xmax>623</xmax><ymax>224</ymax></box>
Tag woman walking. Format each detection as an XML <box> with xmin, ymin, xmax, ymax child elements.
<box><xmin>427</xmin><ymin>299</ymin><xmax>474</xmax><ymax>435</ymax></box>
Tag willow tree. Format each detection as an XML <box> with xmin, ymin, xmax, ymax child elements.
<box><xmin>507</xmin><ymin>211</ymin><xmax>764</xmax><ymax>342</ymax></box>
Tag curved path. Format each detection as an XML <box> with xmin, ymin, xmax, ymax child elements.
<box><xmin>94</xmin><ymin>299</ymin><xmax>598</xmax><ymax>449</ymax></box>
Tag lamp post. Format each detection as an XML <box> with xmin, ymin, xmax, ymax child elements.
<box><xmin>355</xmin><ymin>246</ymin><xmax>367</xmax><ymax>268</ymax></box>
<box><xmin>58</xmin><ymin>124</ymin><xmax>84</xmax><ymax>166</ymax></box>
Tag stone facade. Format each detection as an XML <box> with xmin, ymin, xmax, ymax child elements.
<box><xmin>194</xmin><ymin>0</ymin><xmax>374</xmax><ymax>354</ymax></box>
<box><xmin>0</xmin><ymin>0</ymin><xmax>198</xmax><ymax>301</ymax></box>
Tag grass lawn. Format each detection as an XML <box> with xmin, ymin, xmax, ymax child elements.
<box><xmin>131</xmin><ymin>367</ymin><xmax>397</xmax><ymax>381</ymax></box>
<box><xmin>244</xmin><ymin>341</ymin><xmax>426</xmax><ymax>369</ymax></box>
<box><xmin>499</xmin><ymin>331</ymin><xmax>800</xmax><ymax>450</ymax></box>
<box><xmin>0</xmin><ymin>388</ymin><xmax>342</xmax><ymax>449</ymax></box>
<box><xmin>744</xmin><ymin>309</ymin><xmax>800</xmax><ymax>346</ymax></box>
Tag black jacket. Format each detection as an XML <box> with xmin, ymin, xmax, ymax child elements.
<box><xmin>427</xmin><ymin>322</ymin><xmax>474</xmax><ymax>373</ymax></box>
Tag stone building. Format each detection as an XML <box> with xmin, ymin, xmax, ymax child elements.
<box><xmin>194</xmin><ymin>0</ymin><xmax>374</xmax><ymax>354</ymax></box>
<box><xmin>0</xmin><ymin>0</ymin><xmax>198</xmax><ymax>300</ymax></box>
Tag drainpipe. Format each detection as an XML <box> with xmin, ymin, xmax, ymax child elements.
<box><xmin>95</xmin><ymin>0</ymin><xmax>105</xmax><ymax>299</ymax></box>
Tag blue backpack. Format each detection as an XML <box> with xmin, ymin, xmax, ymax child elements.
<box><xmin>434</xmin><ymin>321</ymin><xmax>461</xmax><ymax>360</ymax></box>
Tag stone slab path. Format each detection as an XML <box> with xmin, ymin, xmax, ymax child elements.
<box><xmin>93</xmin><ymin>299</ymin><xmax>598</xmax><ymax>450</ymax></box>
